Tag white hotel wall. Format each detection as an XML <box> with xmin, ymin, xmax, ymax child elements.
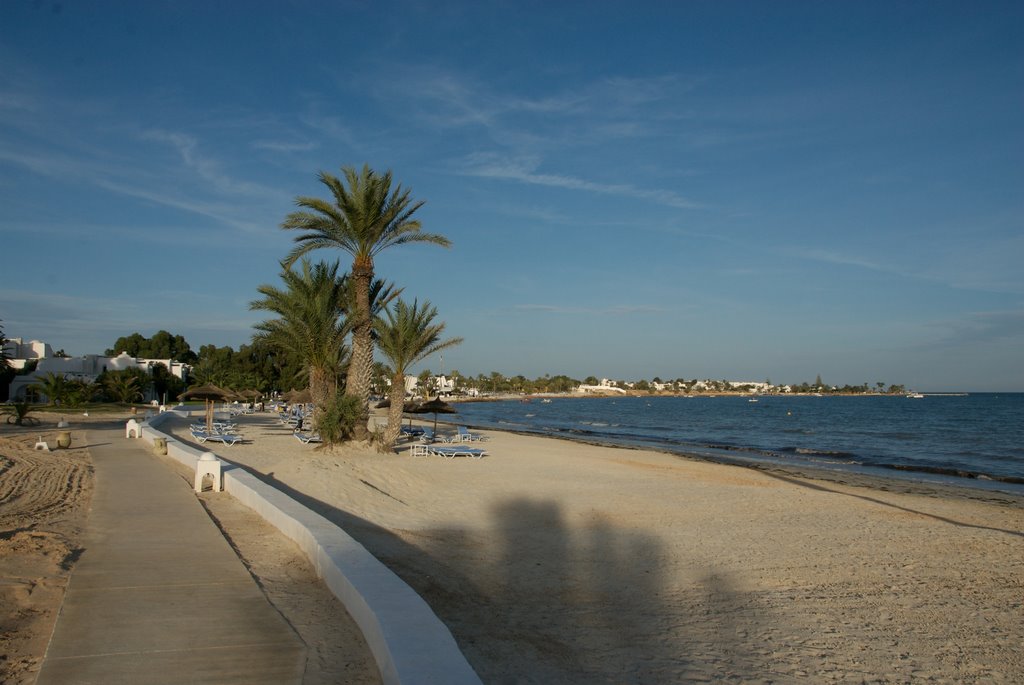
<box><xmin>143</xmin><ymin>411</ymin><xmax>481</xmax><ymax>685</ymax></box>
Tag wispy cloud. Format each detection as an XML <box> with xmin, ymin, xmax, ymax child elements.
<box><xmin>298</xmin><ymin>113</ymin><xmax>361</xmax><ymax>150</ymax></box>
<box><xmin>141</xmin><ymin>129</ymin><xmax>283</xmax><ymax>198</ymax></box>
<box><xmin>787</xmin><ymin>242</ymin><xmax>1024</xmax><ymax>295</ymax></box>
<box><xmin>460</xmin><ymin>154</ymin><xmax>702</xmax><ymax>210</ymax></box>
<box><xmin>0</xmin><ymin>132</ymin><xmax>276</xmax><ymax>235</ymax></box>
<box><xmin>514</xmin><ymin>303</ymin><xmax>664</xmax><ymax>315</ymax></box>
<box><xmin>365</xmin><ymin>66</ymin><xmax>707</xmax><ymax>154</ymax></box>
<box><xmin>251</xmin><ymin>139</ymin><xmax>318</xmax><ymax>153</ymax></box>
<box><xmin>787</xmin><ymin>247</ymin><xmax>895</xmax><ymax>274</ymax></box>
<box><xmin>928</xmin><ymin>309</ymin><xmax>1024</xmax><ymax>348</ymax></box>
<box><xmin>93</xmin><ymin>178</ymin><xmax>264</xmax><ymax>233</ymax></box>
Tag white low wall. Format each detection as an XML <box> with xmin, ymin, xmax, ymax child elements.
<box><xmin>142</xmin><ymin>412</ymin><xmax>481</xmax><ymax>685</ymax></box>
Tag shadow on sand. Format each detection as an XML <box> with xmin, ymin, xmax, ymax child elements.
<box><xmin>235</xmin><ymin>464</ymin><xmax>772</xmax><ymax>684</ymax></box>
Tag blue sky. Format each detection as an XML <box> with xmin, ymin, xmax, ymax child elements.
<box><xmin>1</xmin><ymin>1</ymin><xmax>1021</xmax><ymax>391</ymax></box>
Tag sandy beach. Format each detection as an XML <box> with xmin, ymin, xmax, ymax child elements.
<box><xmin>3</xmin><ymin>409</ymin><xmax>1021</xmax><ymax>683</ymax></box>
<box><xmin>158</xmin><ymin>410</ymin><xmax>1023</xmax><ymax>684</ymax></box>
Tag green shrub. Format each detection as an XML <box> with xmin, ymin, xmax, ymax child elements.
<box><xmin>3</xmin><ymin>400</ymin><xmax>39</xmax><ymax>426</ymax></box>
<box><xmin>317</xmin><ymin>393</ymin><xmax>363</xmax><ymax>445</ymax></box>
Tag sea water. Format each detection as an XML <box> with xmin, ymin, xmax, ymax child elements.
<box><xmin>451</xmin><ymin>394</ymin><xmax>1024</xmax><ymax>496</ymax></box>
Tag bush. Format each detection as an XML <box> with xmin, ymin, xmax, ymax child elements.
<box><xmin>3</xmin><ymin>400</ymin><xmax>39</xmax><ymax>426</ymax></box>
<box><xmin>317</xmin><ymin>393</ymin><xmax>364</xmax><ymax>444</ymax></box>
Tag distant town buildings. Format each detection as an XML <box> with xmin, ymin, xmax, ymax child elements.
<box><xmin>2</xmin><ymin>337</ymin><xmax>190</xmax><ymax>403</ymax></box>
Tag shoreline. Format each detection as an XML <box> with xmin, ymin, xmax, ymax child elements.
<box><xmin>456</xmin><ymin>420</ymin><xmax>1024</xmax><ymax>506</ymax></box>
<box><xmin>442</xmin><ymin>394</ymin><xmax>1024</xmax><ymax>499</ymax></box>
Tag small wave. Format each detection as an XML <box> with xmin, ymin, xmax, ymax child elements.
<box><xmin>496</xmin><ymin>420</ymin><xmax>530</xmax><ymax>428</ymax></box>
<box><xmin>792</xmin><ymin>447</ymin><xmax>856</xmax><ymax>459</ymax></box>
<box><xmin>877</xmin><ymin>463</ymin><xmax>1024</xmax><ymax>485</ymax></box>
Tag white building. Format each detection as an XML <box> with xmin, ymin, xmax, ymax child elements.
<box><xmin>3</xmin><ymin>338</ymin><xmax>190</xmax><ymax>403</ymax></box>
<box><xmin>576</xmin><ymin>378</ymin><xmax>627</xmax><ymax>395</ymax></box>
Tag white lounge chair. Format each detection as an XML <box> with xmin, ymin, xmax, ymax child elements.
<box><xmin>420</xmin><ymin>427</ymin><xmax>455</xmax><ymax>443</ymax></box>
<box><xmin>294</xmin><ymin>431</ymin><xmax>322</xmax><ymax>444</ymax></box>
<box><xmin>456</xmin><ymin>426</ymin><xmax>487</xmax><ymax>442</ymax></box>
<box><xmin>430</xmin><ymin>445</ymin><xmax>487</xmax><ymax>460</ymax></box>
<box><xmin>191</xmin><ymin>430</ymin><xmax>242</xmax><ymax>446</ymax></box>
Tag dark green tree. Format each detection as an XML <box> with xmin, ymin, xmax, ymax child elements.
<box><xmin>0</xmin><ymin>320</ymin><xmax>12</xmax><ymax>401</ymax></box>
<box><xmin>150</xmin><ymin>362</ymin><xmax>186</xmax><ymax>403</ymax></box>
<box><xmin>106</xmin><ymin>330</ymin><xmax>196</xmax><ymax>362</ymax></box>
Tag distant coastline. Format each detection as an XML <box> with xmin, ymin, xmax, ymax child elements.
<box><xmin>446</xmin><ymin>390</ymin><xmax>973</xmax><ymax>402</ymax></box>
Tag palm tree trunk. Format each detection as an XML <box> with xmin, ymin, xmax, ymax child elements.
<box><xmin>309</xmin><ymin>365</ymin><xmax>334</xmax><ymax>432</ymax></box>
<box><xmin>346</xmin><ymin>264</ymin><xmax>374</xmax><ymax>440</ymax></box>
<box><xmin>380</xmin><ymin>372</ymin><xmax>406</xmax><ymax>450</ymax></box>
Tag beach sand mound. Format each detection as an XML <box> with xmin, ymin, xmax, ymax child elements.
<box><xmin>0</xmin><ymin>430</ymin><xmax>93</xmax><ymax>685</ymax></box>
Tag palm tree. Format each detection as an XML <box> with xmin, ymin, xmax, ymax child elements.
<box><xmin>250</xmin><ymin>259</ymin><xmax>349</xmax><ymax>430</ymax></box>
<box><xmin>374</xmin><ymin>299</ymin><xmax>462</xmax><ymax>450</ymax></box>
<box><xmin>30</xmin><ymin>372</ymin><xmax>68</xmax><ymax>406</ymax></box>
<box><xmin>104</xmin><ymin>372</ymin><xmax>144</xmax><ymax>405</ymax></box>
<box><xmin>281</xmin><ymin>165</ymin><xmax>451</xmax><ymax>438</ymax></box>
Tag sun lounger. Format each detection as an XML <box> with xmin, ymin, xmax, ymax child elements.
<box><xmin>420</xmin><ymin>427</ymin><xmax>455</xmax><ymax>443</ymax></box>
<box><xmin>400</xmin><ymin>426</ymin><xmax>426</xmax><ymax>441</ymax></box>
<box><xmin>294</xmin><ymin>431</ymin><xmax>322</xmax><ymax>444</ymax></box>
<box><xmin>190</xmin><ymin>422</ymin><xmax>238</xmax><ymax>433</ymax></box>
<box><xmin>429</xmin><ymin>445</ymin><xmax>487</xmax><ymax>460</ymax></box>
<box><xmin>456</xmin><ymin>426</ymin><xmax>488</xmax><ymax>442</ymax></box>
<box><xmin>191</xmin><ymin>430</ymin><xmax>242</xmax><ymax>446</ymax></box>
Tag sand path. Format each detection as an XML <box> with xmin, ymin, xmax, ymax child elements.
<box><xmin>0</xmin><ymin>414</ymin><xmax>379</xmax><ymax>685</ymax></box>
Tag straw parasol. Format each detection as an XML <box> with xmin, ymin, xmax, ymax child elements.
<box><xmin>287</xmin><ymin>388</ymin><xmax>313</xmax><ymax>405</ymax></box>
<box><xmin>406</xmin><ymin>396</ymin><xmax>458</xmax><ymax>433</ymax></box>
<box><xmin>179</xmin><ymin>383</ymin><xmax>233</xmax><ymax>432</ymax></box>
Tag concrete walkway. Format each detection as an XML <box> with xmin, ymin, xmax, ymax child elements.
<box><xmin>37</xmin><ymin>426</ymin><xmax>305</xmax><ymax>685</ymax></box>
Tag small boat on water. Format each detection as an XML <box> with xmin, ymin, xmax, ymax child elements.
<box><xmin>907</xmin><ymin>392</ymin><xmax>925</xmax><ymax>399</ymax></box>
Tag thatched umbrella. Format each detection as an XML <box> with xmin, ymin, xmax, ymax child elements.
<box><xmin>289</xmin><ymin>388</ymin><xmax>313</xmax><ymax>405</ymax></box>
<box><xmin>406</xmin><ymin>396</ymin><xmax>458</xmax><ymax>433</ymax></box>
<box><xmin>179</xmin><ymin>383</ymin><xmax>232</xmax><ymax>432</ymax></box>
<box><xmin>283</xmin><ymin>388</ymin><xmax>312</xmax><ymax>404</ymax></box>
